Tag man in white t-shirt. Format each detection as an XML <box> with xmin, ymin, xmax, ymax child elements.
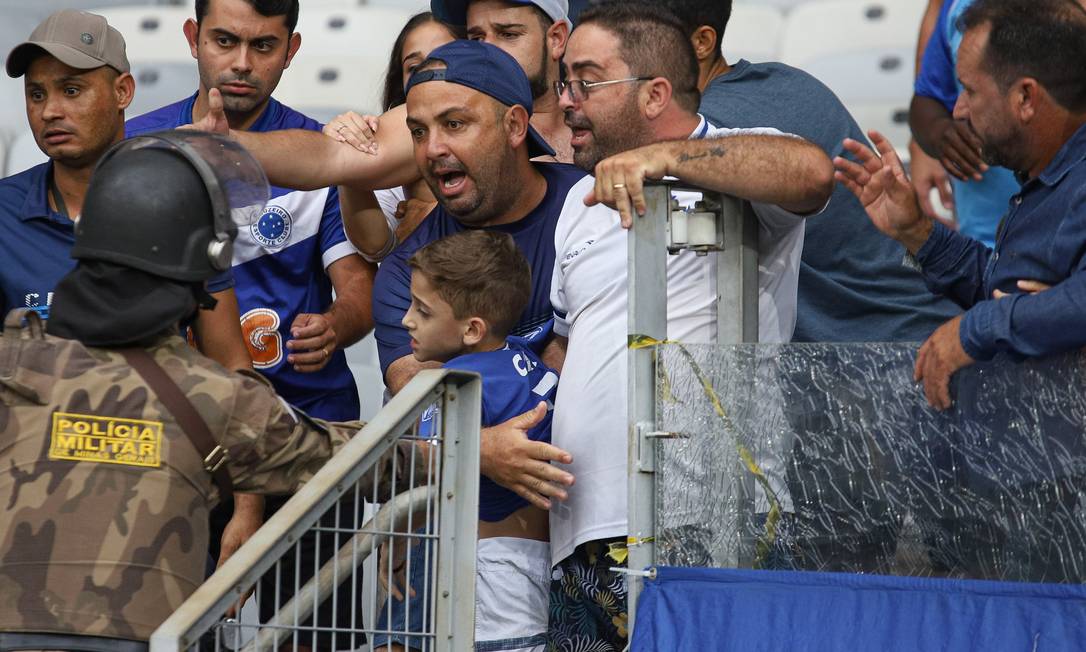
<box><xmin>545</xmin><ymin>5</ymin><xmax>834</xmax><ymax>649</ymax></box>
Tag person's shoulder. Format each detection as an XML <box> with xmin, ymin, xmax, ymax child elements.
<box><xmin>0</xmin><ymin>162</ymin><xmax>47</xmax><ymax>195</ymax></box>
<box><xmin>125</xmin><ymin>96</ymin><xmax>194</xmax><ymax>136</ymax></box>
<box><xmin>708</xmin><ymin>60</ymin><xmax>839</xmax><ymax>102</ymax></box>
<box><xmin>539</xmin><ymin>161</ymin><xmax>589</xmax><ymax>190</ymax></box>
<box><xmin>257</xmin><ymin>97</ymin><xmax>323</xmax><ymax>132</ymax></box>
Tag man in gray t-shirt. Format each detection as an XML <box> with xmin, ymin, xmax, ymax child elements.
<box><xmin>665</xmin><ymin>1</ymin><xmax>960</xmax><ymax>343</ymax></box>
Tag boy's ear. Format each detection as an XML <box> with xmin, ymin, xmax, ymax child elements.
<box><xmin>462</xmin><ymin>316</ymin><xmax>489</xmax><ymax>347</ymax></box>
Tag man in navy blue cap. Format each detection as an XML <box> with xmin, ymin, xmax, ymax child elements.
<box><xmin>431</xmin><ymin>0</ymin><xmax>573</xmax><ymax>162</ymax></box>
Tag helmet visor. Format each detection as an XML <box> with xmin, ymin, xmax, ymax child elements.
<box><xmin>113</xmin><ymin>130</ymin><xmax>270</xmax><ymax>238</ymax></box>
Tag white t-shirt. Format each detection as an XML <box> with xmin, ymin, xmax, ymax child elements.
<box><xmin>548</xmin><ymin>119</ymin><xmax>812</xmax><ymax>566</ymax></box>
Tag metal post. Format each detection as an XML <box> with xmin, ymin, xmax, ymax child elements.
<box><xmin>626</xmin><ymin>183</ymin><xmax>670</xmax><ymax>633</ymax></box>
<box><xmin>626</xmin><ymin>184</ymin><xmax>759</xmax><ymax>634</ymax></box>
<box><xmin>433</xmin><ymin>374</ymin><xmax>481</xmax><ymax>651</ymax></box>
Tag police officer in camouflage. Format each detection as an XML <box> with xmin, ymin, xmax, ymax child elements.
<box><xmin>0</xmin><ymin>131</ymin><xmax>398</xmax><ymax>650</ymax></box>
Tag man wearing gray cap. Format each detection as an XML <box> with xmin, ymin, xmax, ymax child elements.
<box><xmin>0</xmin><ymin>11</ymin><xmax>251</xmax><ymax>366</ymax></box>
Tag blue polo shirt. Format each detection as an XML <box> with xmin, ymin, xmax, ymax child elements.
<box><xmin>916</xmin><ymin>123</ymin><xmax>1086</xmax><ymax>360</ymax></box>
<box><xmin>914</xmin><ymin>0</ymin><xmax>1019</xmax><ymax>248</ymax></box>
<box><xmin>372</xmin><ymin>162</ymin><xmax>586</xmax><ymax>376</ymax></box>
<box><xmin>0</xmin><ymin>162</ymin><xmax>76</xmax><ymax>319</ymax></box>
<box><xmin>0</xmin><ymin>161</ymin><xmax>235</xmax><ymax>321</ymax></box>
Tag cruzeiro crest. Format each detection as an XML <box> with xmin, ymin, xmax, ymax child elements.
<box><xmin>251</xmin><ymin>205</ymin><xmax>293</xmax><ymax>250</ymax></box>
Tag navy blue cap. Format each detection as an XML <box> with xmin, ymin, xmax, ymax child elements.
<box><xmin>405</xmin><ymin>40</ymin><xmax>556</xmax><ymax>158</ymax></box>
<box><xmin>431</xmin><ymin>0</ymin><xmax>570</xmax><ymax>27</ymax></box>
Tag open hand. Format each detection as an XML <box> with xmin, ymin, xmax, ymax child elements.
<box><xmin>914</xmin><ymin>315</ymin><xmax>974</xmax><ymax>411</ymax></box>
<box><xmin>834</xmin><ymin>131</ymin><xmax>932</xmax><ymax>253</ymax></box>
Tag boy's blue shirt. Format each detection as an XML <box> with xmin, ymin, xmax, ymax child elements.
<box><xmin>420</xmin><ymin>335</ymin><xmax>558</xmax><ymax>522</ymax></box>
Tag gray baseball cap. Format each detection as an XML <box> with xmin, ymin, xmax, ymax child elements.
<box><xmin>6</xmin><ymin>9</ymin><xmax>130</xmax><ymax>78</ymax></box>
<box><xmin>432</xmin><ymin>0</ymin><xmax>571</xmax><ymax>28</ymax></box>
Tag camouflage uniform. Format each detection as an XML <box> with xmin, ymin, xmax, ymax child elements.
<box><xmin>0</xmin><ymin>310</ymin><xmax>393</xmax><ymax>641</ymax></box>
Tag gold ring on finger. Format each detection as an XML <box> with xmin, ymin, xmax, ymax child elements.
<box><xmin>613</xmin><ymin>183</ymin><xmax>626</xmax><ymax>189</ymax></box>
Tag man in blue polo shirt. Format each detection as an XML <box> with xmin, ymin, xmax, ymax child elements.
<box><xmin>0</xmin><ymin>9</ymin><xmax>249</xmax><ymax>364</ymax></box>
<box><xmin>125</xmin><ymin>1</ymin><xmax>374</xmax><ymax>647</ymax></box>
<box><xmin>836</xmin><ymin>0</ymin><xmax>1086</xmax><ymax>409</ymax></box>
<box><xmin>374</xmin><ymin>40</ymin><xmax>587</xmax><ymax>395</ymax></box>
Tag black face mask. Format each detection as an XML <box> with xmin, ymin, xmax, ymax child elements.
<box><xmin>46</xmin><ymin>261</ymin><xmax>212</xmax><ymax>347</ymax></box>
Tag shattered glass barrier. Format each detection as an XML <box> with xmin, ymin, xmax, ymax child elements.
<box><xmin>654</xmin><ymin>343</ymin><xmax>1086</xmax><ymax>584</ymax></box>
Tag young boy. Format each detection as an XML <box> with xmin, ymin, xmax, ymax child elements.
<box><xmin>375</xmin><ymin>230</ymin><xmax>558</xmax><ymax>652</ymax></box>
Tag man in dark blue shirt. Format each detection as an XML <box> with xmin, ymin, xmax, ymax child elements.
<box><xmin>374</xmin><ymin>40</ymin><xmax>587</xmax><ymax>394</ymax></box>
<box><xmin>836</xmin><ymin>0</ymin><xmax>1086</xmax><ymax>409</ymax></box>
<box><xmin>0</xmin><ymin>9</ymin><xmax>249</xmax><ymax>371</ymax></box>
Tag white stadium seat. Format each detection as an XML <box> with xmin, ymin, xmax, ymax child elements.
<box><xmin>6</xmin><ymin>129</ymin><xmax>47</xmax><ymax>176</ymax></box>
<box><xmin>275</xmin><ymin>55</ymin><xmax>386</xmax><ymax>118</ymax></box>
<box><xmin>779</xmin><ymin>0</ymin><xmax>925</xmax><ymax>66</ymax></box>
<box><xmin>127</xmin><ymin>61</ymin><xmax>199</xmax><ymax>118</ymax></box>
<box><xmin>800</xmin><ymin>45</ymin><xmax>914</xmax><ymax>104</ymax></box>
<box><xmin>723</xmin><ymin>4</ymin><xmax>785</xmax><ymax>64</ymax></box>
<box><xmin>90</xmin><ymin>6</ymin><xmax>194</xmax><ymax>64</ymax></box>
<box><xmin>294</xmin><ymin>7</ymin><xmax>414</xmax><ymax>58</ymax></box>
<box><xmin>847</xmin><ymin>101</ymin><xmax>912</xmax><ymax>147</ymax></box>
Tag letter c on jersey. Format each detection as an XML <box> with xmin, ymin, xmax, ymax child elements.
<box><xmin>240</xmin><ymin>308</ymin><xmax>283</xmax><ymax>369</ymax></box>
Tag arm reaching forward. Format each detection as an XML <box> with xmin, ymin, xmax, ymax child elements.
<box><xmin>191</xmin><ymin>89</ymin><xmax>420</xmax><ymax>192</ymax></box>
<box><xmin>586</xmin><ymin>132</ymin><xmax>835</xmax><ymax>227</ymax></box>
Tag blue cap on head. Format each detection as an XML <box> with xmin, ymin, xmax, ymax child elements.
<box><xmin>431</xmin><ymin>0</ymin><xmax>570</xmax><ymax>27</ymax></box>
<box><xmin>405</xmin><ymin>40</ymin><xmax>556</xmax><ymax>158</ymax></box>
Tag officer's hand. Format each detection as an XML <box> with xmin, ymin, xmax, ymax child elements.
<box><xmin>218</xmin><ymin>494</ymin><xmax>264</xmax><ymax>616</ymax></box>
<box><xmin>287</xmin><ymin>313</ymin><xmax>337</xmax><ymax>373</ymax></box>
<box><xmin>934</xmin><ymin>118</ymin><xmax>988</xmax><ymax>182</ymax></box>
<box><xmin>480</xmin><ymin>402</ymin><xmax>575</xmax><ymax>510</ymax></box>
<box><xmin>377</xmin><ymin>540</ymin><xmax>415</xmax><ymax>602</ymax></box>
<box><xmin>186</xmin><ymin>88</ymin><xmax>231</xmax><ymax>136</ymax></box>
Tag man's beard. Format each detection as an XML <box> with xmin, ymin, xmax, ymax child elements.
<box><xmin>568</xmin><ymin>92</ymin><xmax>647</xmax><ymax>172</ymax></box>
<box><xmin>978</xmin><ymin>123</ymin><xmax>1023</xmax><ymax>172</ymax></box>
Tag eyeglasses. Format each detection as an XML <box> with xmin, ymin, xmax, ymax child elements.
<box><xmin>553</xmin><ymin>76</ymin><xmax>653</xmax><ymax>103</ymax></box>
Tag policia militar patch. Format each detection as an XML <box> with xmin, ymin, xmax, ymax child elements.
<box><xmin>48</xmin><ymin>412</ymin><xmax>163</xmax><ymax>468</ymax></box>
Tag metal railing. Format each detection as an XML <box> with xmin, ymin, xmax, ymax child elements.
<box><xmin>149</xmin><ymin>368</ymin><xmax>481</xmax><ymax>652</ymax></box>
<box><xmin>626</xmin><ymin>182</ymin><xmax>759</xmax><ymax>629</ymax></box>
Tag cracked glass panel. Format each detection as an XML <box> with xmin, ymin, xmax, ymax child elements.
<box><xmin>654</xmin><ymin>343</ymin><xmax>1086</xmax><ymax>583</ymax></box>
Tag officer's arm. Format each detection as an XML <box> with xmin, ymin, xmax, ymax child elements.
<box><xmin>196</xmin><ymin>288</ymin><xmax>252</xmax><ymax>370</ymax></box>
<box><xmin>228</xmin><ymin>106</ymin><xmax>419</xmax><ymax>192</ymax></box>
<box><xmin>226</xmin><ymin>372</ymin><xmax>421</xmax><ymax>499</ymax></box>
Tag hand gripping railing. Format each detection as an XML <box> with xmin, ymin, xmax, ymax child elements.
<box><xmin>149</xmin><ymin>368</ymin><xmax>482</xmax><ymax>652</ymax></box>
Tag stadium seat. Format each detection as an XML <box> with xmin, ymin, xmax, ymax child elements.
<box><xmin>6</xmin><ymin>129</ymin><xmax>46</xmax><ymax>176</ymax></box>
<box><xmin>0</xmin><ymin>75</ymin><xmax>28</xmax><ymax>142</ymax></box>
<box><xmin>293</xmin><ymin>6</ymin><xmax>412</xmax><ymax>60</ymax></box>
<box><xmin>275</xmin><ymin>56</ymin><xmax>385</xmax><ymax>118</ymax></box>
<box><xmin>90</xmin><ymin>6</ymin><xmax>194</xmax><ymax>64</ymax></box>
<box><xmin>127</xmin><ymin>61</ymin><xmax>199</xmax><ymax>118</ymax></box>
<box><xmin>779</xmin><ymin>0</ymin><xmax>925</xmax><ymax>66</ymax></box>
<box><xmin>847</xmin><ymin>101</ymin><xmax>912</xmax><ymax>148</ymax></box>
<box><xmin>800</xmin><ymin>45</ymin><xmax>914</xmax><ymax>104</ymax></box>
<box><xmin>722</xmin><ymin>4</ymin><xmax>785</xmax><ymax>64</ymax></box>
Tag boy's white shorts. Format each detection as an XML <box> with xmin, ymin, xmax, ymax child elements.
<box><xmin>474</xmin><ymin>537</ymin><xmax>550</xmax><ymax>652</ymax></box>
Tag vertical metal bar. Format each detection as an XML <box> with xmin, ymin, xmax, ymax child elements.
<box><xmin>718</xmin><ymin>200</ymin><xmax>760</xmax><ymax>568</ymax></box>
<box><xmin>433</xmin><ymin>377</ymin><xmax>481</xmax><ymax>650</ymax></box>
<box><xmin>627</xmin><ymin>183</ymin><xmax>670</xmax><ymax>633</ymax></box>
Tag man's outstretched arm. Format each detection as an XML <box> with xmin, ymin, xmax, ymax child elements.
<box><xmin>587</xmin><ymin>133</ymin><xmax>835</xmax><ymax>226</ymax></box>
<box><xmin>192</xmin><ymin>89</ymin><xmax>419</xmax><ymax>192</ymax></box>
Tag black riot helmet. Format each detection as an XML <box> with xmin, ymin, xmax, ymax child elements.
<box><xmin>72</xmin><ymin>130</ymin><xmax>269</xmax><ymax>281</ymax></box>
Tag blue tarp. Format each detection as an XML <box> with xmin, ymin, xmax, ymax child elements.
<box><xmin>632</xmin><ymin>567</ymin><xmax>1086</xmax><ymax>651</ymax></box>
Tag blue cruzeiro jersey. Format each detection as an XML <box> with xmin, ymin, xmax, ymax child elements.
<box><xmin>420</xmin><ymin>336</ymin><xmax>558</xmax><ymax>522</ymax></box>
<box><xmin>372</xmin><ymin>162</ymin><xmax>587</xmax><ymax>376</ymax></box>
<box><xmin>126</xmin><ymin>94</ymin><xmax>360</xmax><ymax>420</ymax></box>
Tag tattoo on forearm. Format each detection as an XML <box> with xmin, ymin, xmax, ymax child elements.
<box><xmin>676</xmin><ymin>145</ymin><xmax>727</xmax><ymax>164</ymax></box>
